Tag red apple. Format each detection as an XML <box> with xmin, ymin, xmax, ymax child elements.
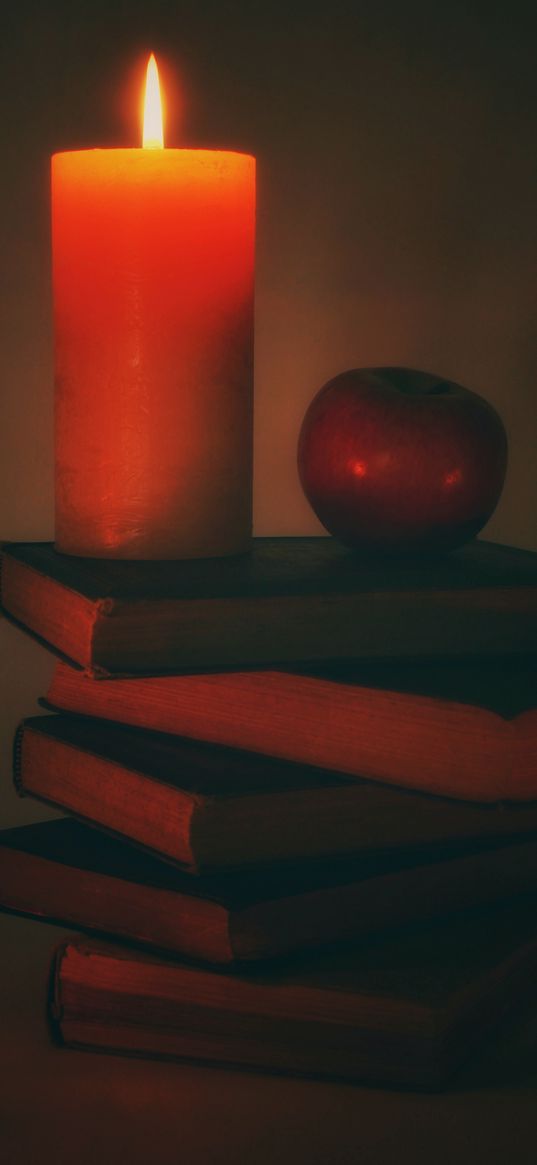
<box><xmin>297</xmin><ymin>367</ymin><xmax>508</xmax><ymax>553</ymax></box>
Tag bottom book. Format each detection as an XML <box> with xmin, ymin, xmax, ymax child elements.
<box><xmin>51</xmin><ymin>897</ymin><xmax>537</xmax><ymax>1090</ymax></box>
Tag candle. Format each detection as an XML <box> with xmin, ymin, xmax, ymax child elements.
<box><xmin>53</xmin><ymin>55</ymin><xmax>255</xmax><ymax>559</ymax></box>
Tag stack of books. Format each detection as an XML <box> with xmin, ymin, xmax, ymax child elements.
<box><xmin>2</xmin><ymin>535</ymin><xmax>537</xmax><ymax>1089</ymax></box>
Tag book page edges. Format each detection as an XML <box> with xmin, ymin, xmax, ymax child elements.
<box><xmin>17</xmin><ymin>722</ymin><xmax>199</xmax><ymax>868</ymax></box>
<box><xmin>44</xmin><ymin>663</ymin><xmax>523</xmax><ymax>802</ymax></box>
<box><xmin>0</xmin><ymin>846</ymin><xmax>234</xmax><ymax>963</ymax></box>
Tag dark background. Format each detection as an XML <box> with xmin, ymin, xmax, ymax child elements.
<box><xmin>0</xmin><ymin>0</ymin><xmax>536</xmax><ymax>821</ymax></box>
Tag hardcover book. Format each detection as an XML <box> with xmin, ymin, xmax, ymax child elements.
<box><xmin>3</xmin><ymin>818</ymin><xmax>537</xmax><ymax>963</ymax></box>
<box><xmin>15</xmin><ymin>713</ymin><xmax>537</xmax><ymax>870</ymax></box>
<box><xmin>50</xmin><ymin>897</ymin><xmax>537</xmax><ymax>1089</ymax></box>
<box><xmin>44</xmin><ymin>656</ymin><xmax>537</xmax><ymax>801</ymax></box>
<box><xmin>2</xmin><ymin>537</ymin><xmax>537</xmax><ymax>674</ymax></box>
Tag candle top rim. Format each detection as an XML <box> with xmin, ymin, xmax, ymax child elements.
<box><xmin>52</xmin><ymin>147</ymin><xmax>256</xmax><ymax>162</ymax></box>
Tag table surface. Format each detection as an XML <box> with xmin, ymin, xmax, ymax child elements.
<box><xmin>2</xmin><ymin>912</ymin><xmax>537</xmax><ymax>1165</ymax></box>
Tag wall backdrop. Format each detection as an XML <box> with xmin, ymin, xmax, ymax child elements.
<box><xmin>1</xmin><ymin>0</ymin><xmax>536</xmax><ymax>822</ymax></box>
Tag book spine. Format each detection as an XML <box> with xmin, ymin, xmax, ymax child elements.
<box><xmin>48</xmin><ymin>940</ymin><xmax>70</xmax><ymax>1046</ymax></box>
<box><xmin>12</xmin><ymin>722</ymin><xmax>26</xmax><ymax>798</ymax></box>
<box><xmin>86</xmin><ymin>598</ymin><xmax>115</xmax><ymax>678</ymax></box>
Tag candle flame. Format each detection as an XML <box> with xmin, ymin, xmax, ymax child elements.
<box><xmin>143</xmin><ymin>54</ymin><xmax>164</xmax><ymax>148</ymax></box>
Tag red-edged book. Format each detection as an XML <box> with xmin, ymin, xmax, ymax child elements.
<box><xmin>42</xmin><ymin>655</ymin><xmax>537</xmax><ymax>802</ymax></box>
<box><xmin>2</xmin><ymin>537</ymin><xmax>536</xmax><ymax>675</ymax></box>
<box><xmin>3</xmin><ymin>818</ymin><xmax>537</xmax><ymax>964</ymax></box>
<box><xmin>14</xmin><ymin>713</ymin><xmax>537</xmax><ymax>871</ymax></box>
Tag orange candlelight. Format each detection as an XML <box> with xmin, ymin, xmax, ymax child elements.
<box><xmin>53</xmin><ymin>55</ymin><xmax>255</xmax><ymax>559</ymax></box>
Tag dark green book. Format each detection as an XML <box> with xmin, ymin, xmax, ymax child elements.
<box><xmin>15</xmin><ymin>712</ymin><xmax>537</xmax><ymax>870</ymax></box>
<box><xmin>1</xmin><ymin>537</ymin><xmax>537</xmax><ymax>674</ymax></box>
<box><xmin>3</xmin><ymin>818</ymin><xmax>537</xmax><ymax>963</ymax></box>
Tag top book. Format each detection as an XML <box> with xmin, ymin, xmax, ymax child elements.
<box><xmin>1</xmin><ymin>538</ymin><xmax>537</xmax><ymax>675</ymax></box>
